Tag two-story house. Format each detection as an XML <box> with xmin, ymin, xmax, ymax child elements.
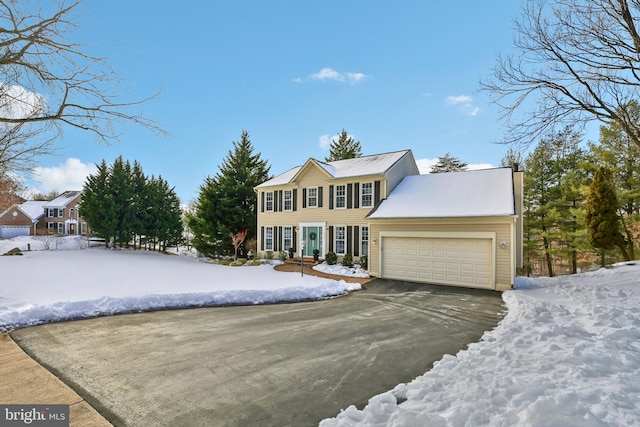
<box><xmin>42</xmin><ymin>190</ymin><xmax>89</xmax><ymax>235</ymax></box>
<box><xmin>256</xmin><ymin>149</ymin><xmax>524</xmax><ymax>291</ymax></box>
<box><xmin>255</xmin><ymin>150</ymin><xmax>419</xmax><ymax>260</ymax></box>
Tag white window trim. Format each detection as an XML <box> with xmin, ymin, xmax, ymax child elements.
<box><xmin>307</xmin><ymin>186</ymin><xmax>318</xmax><ymax>208</ymax></box>
<box><xmin>265</xmin><ymin>191</ymin><xmax>274</xmax><ymax>212</ymax></box>
<box><xmin>360</xmin><ymin>182</ymin><xmax>373</xmax><ymax>208</ymax></box>
<box><xmin>283</xmin><ymin>189</ymin><xmax>293</xmax><ymax>212</ymax></box>
<box><xmin>265</xmin><ymin>226</ymin><xmax>274</xmax><ymax>251</ymax></box>
<box><xmin>283</xmin><ymin>226</ymin><xmax>293</xmax><ymax>251</ymax></box>
<box><xmin>361</xmin><ymin>225</ymin><xmax>369</xmax><ymax>256</ymax></box>
<box><xmin>335</xmin><ymin>184</ymin><xmax>346</xmax><ymax>209</ymax></box>
<box><xmin>335</xmin><ymin>225</ymin><xmax>346</xmax><ymax>255</ymax></box>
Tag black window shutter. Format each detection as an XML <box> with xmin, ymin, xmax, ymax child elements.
<box><xmin>347</xmin><ymin>184</ymin><xmax>353</xmax><ymax>209</ymax></box>
<box><xmin>293</xmin><ymin>189</ymin><xmax>297</xmax><ymax>211</ymax></box>
<box><xmin>347</xmin><ymin>226</ymin><xmax>353</xmax><ymax>254</ymax></box>
<box><xmin>374</xmin><ymin>181</ymin><xmax>381</xmax><ymax>205</ymax></box>
<box><xmin>318</xmin><ymin>186</ymin><xmax>323</xmax><ymax>207</ymax></box>
<box><xmin>329</xmin><ymin>185</ymin><xmax>334</xmax><ymax>209</ymax></box>
<box><xmin>277</xmin><ymin>191</ymin><xmax>282</xmax><ymax>212</ymax></box>
<box><xmin>276</xmin><ymin>227</ymin><xmax>282</xmax><ymax>251</ymax></box>
<box><xmin>354</xmin><ymin>183</ymin><xmax>360</xmax><ymax>209</ymax></box>
<box><xmin>261</xmin><ymin>192</ymin><xmax>265</xmax><ymax>212</ymax></box>
<box><xmin>353</xmin><ymin>226</ymin><xmax>360</xmax><ymax>257</ymax></box>
<box><xmin>302</xmin><ymin>188</ymin><xmax>307</xmax><ymax>208</ymax></box>
<box><xmin>292</xmin><ymin>225</ymin><xmax>297</xmax><ymax>250</ymax></box>
<box><xmin>328</xmin><ymin>226</ymin><xmax>334</xmax><ymax>252</ymax></box>
<box><xmin>273</xmin><ymin>191</ymin><xmax>279</xmax><ymax>212</ymax></box>
<box><xmin>260</xmin><ymin>227</ymin><xmax>265</xmax><ymax>251</ymax></box>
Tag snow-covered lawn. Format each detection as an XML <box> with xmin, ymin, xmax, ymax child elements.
<box><xmin>0</xmin><ymin>236</ymin><xmax>360</xmax><ymax>331</ymax></box>
<box><xmin>2</xmin><ymin>236</ymin><xmax>639</xmax><ymax>425</ymax></box>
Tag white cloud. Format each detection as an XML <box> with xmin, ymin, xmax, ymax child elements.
<box><xmin>416</xmin><ymin>158</ymin><xmax>495</xmax><ymax>174</ymax></box>
<box><xmin>446</xmin><ymin>95</ymin><xmax>473</xmax><ymax>105</ymax></box>
<box><xmin>318</xmin><ymin>134</ymin><xmax>333</xmax><ymax>149</ymax></box>
<box><xmin>295</xmin><ymin>68</ymin><xmax>371</xmax><ymax>84</ymax></box>
<box><xmin>31</xmin><ymin>158</ymin><xmax>97</xmax><ymax>194</ymax></box>
<box><xmin>318</xmin><ymin>131</ymin><xmax>358</xmax><ymax>151</ymax></box>
<box><xmin>445</xmin><ymin>94</ymin><xmax>480</xmax><ymax>116</ymax></box>
<box><xmin>0</xmin><ymin>84</ymin><xmax>45</xmax><ymax>120</ymax></box>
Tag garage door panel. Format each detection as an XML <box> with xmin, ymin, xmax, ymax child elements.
<box><xmin>382</xmin><ymin>237</ymin><xmax>493</xmax><ymax>290</ymax></box>
<box><xmin>0</xmin><ymin>225</ymin><xmax>30</xmax><ymax>239</ymax></box>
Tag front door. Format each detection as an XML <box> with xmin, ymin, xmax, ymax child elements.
<box><xmin>302</xmin><ymin>225</ymin><xmax>322</xmax><ymax>257</ymax></box>
<box><xmin>69</xmin><ymin>223</ymin><xmax>76</xmax><ymax>235</ymax></box>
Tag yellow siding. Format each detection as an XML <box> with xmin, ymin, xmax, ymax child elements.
<box><xmin>368</xmin><ymin>218</ymin><xmax>515</xmax><ymax>290</ymax></box>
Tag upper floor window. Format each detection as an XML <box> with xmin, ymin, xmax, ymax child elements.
<box><xmin>69</xmin><ymin>208</ymin><xmax>75</xmax><ymax>219</ymax></box>
<box><xmin>307</xmin><ymin>187</ymin><xmax>318</xmax><ymax>208</ymax></box>
<box><xmin>283</xmin><ymin>190</ymin><xmax>293</xmax><ymax>211</ymax></box>
<box><xmin>361</xmin><ymin>182</ymin><xmax>373</xmax><ymax>208</ymax></box>
<box><xmin>335</xmin><ymin>185</ymin><xmax>346</xmax><ymax>209</ymax></box>
<box><xmin>265</xmin><ymin>192</ymin><xmax>274</xmax><ymax>212</ymax></box>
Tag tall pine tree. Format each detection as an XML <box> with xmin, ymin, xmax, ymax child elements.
<box><xmin>325</xmin><ymin>129</ymin><xmax>362</xmax><ymax>162</ymax></box>
<box><xmin>187</xmin><ymin>130</ymin><xmax>270</xmax><ymax>257</ymax></box>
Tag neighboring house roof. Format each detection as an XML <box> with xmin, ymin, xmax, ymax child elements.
<box><xmin>43</xmin><ymin>190</ymin><xmax>82</xmax><ymax>208</ymax></box>
<box><xmin>256</xmin><ymin>150</ymin><xmax>413</xmax><ymax>188</ymax></box>
<box><xmin>18</xmin><ymin>201</ymin><xmax>48</xmax><ymax>221</ymax></box>
<box><xmin>367</xmin><ymin>168</ymin><xmax>516</xmax><ymax>219</ymax></box>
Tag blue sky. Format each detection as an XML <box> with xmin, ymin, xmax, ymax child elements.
<box><xmin>29</xmin><ymin>1</ymin><xmax>530</xmax><ymax>203</ymax></box>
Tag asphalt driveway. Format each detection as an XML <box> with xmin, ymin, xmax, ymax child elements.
<box><xmin>11</xmin><ymin>279</ymin><xmax>505</xmax><ymax>427</ymax></box>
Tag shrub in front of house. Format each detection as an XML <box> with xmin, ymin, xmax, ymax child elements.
<box><xmin>342</xmin><ymin>253</ymin><xmax>354</xmax><ymax>267</ymax></box>
<box><xmin>325</xmin><ymin>251</ymin><xmax>338</xmax><ymax>265</ymax></box>
<box><xmin>359</xmin><ymin>255</ymin><xmax>368</xmax><ymax>270</ymax></box>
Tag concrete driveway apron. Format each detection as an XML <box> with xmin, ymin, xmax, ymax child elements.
<box><xmin>11</xmin><ymin>279</ymin><xmax>505</xmax><ymax>427</ymax></box>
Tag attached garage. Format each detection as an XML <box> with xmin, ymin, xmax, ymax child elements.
<box><xmin>380</xmin><ymin>234</ymin><xmax>494</xmax><ymax>289</ymax></box>
<box><xmin>367</xmin><ymin>168</ymin><xmax>524</xmax><ymax>291</ymax></box>
<box><xmin>0</xmin><ymin>225</ymin><xmax>31</xmax><ymax>239</ymax></box>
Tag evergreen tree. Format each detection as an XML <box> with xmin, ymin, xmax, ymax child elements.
<box><xmin>588</xmin><ymin>101</ymin><xmax>640</xmax><ymax>259</ymax></box>
<box><xmin>187</xmin><ymin>130</ymin><xmax>270</xmax><ymax>256</ymax></box>
<box><xmin>81</xmin><ymin>160</ymin><xmax>117</xmax><ymax>247</ymax></box>
<box><xmin>151</xmin><ymin>175</ymin><xmax>184</xmax><ymax>251</ymax></box>
<box><xmin>429</xmin><ymin>153</ymin><xmax>468</xmax><ymax>173</ymax></box>
<box><xmin>109</xmin><ymin>156</ymin><xmax>135</xmax><ymax>247</ymax></box>
<box><xmin>585</xmin><ymin>166</ymin><xmax>630</xmax><ymax>263</ymax></box>
<box><xmin>325</xmin><ymin>129</ymin><xmax>362</xmax><ymax>162</ymax></box>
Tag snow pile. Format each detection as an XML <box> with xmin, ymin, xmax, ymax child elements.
<box><xmin>313</xmin><ymin>262</ymin><xmax>369</xmax><ymax>278</ymax></box>
<box><xmin>321</xmin><ymin>263</ymin><xmax>640</xmax><ymax>426</ymax></box>
<box><xmin>0</xmin><ymin>237</ymin><xmax>360</xmax><ymax>331</ymax></box>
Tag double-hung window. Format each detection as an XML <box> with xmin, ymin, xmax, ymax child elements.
<box><xmin>335</xmin><ymin>184</ymin><xmax>346</xmax><ymax>209</ymax></box>
<box><xmin>283</xmin><ymin>190</ymin><xmax>293</xmax><ymax>211</ymax></box>
<box><xmin>307</xmin><ymin>187</ymin><xmax>318</xmax><ymax>208</ymax></box>
<box><xmin>361</xmin><ymin>226</ymin><xmax>369</xmax><ymax>256</ymax></box>
<box><xmin>265</xmin><ymin>226</ymin><xmax>274</xmax><ymax>251</ymax></box>
<box><xmin>265</xmin><ymin>192</ymin><xmax>274</xmax><ymax>212</ymax></box>
<box><xmin>283</xmin><ymin>226</ymin><xmax>293</xmax><ymax>251</ymax></box>
<box><xmin>335</xmin><ymin>226</ymin><xmax>346</xmax><ymax>254</ymax></box>
<box><xmin>361</xmin><ymin>182</ymin><xmax>373</xmax><ymax>208</ymax></box>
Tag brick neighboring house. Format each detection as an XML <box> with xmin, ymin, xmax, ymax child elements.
<box><xmin>0</xmin><ymin>190</ymin><xmax>91</xmax><ymax>238</ymax></box>
<box><xmin>0</xmin><ymin>200</ymin><xmax>47</xmax><ymax>238</ymax></box>
<box><xmin>42</xmin><ymin>191</ymin><xmax>90</xmax><ymax>236</ymax></box>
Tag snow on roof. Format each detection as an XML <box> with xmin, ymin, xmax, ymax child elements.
<box><xmin>256</xmin><ymin>150</ymin><xmax>411</xmax><ymax>188</ymax></box>
<box><xmin>43</xmin><ymin>191</ymin><xmax>82</xmax><ymax>208</ymax></box>
<box><xmin>19</xmin><ymin>200</ymin><xmax>48</xmax><ymax>220</ymax></box>
<box><xmin>368</xmin><ymin>168</ymin><xmax>515</xmax><ymax>218</ymax></box>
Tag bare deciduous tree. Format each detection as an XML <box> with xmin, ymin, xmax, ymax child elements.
<box><xmin>482</xmin><ymin>0</ymin><xmax>640</xmax><ymax>150</ymax></box>
<box><xmin>0</xmin><ymin>0</ymin><xmax>164</xmax><ymax>177</ymax></box>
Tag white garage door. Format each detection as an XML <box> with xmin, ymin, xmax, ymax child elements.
<box><xmin>381</xmin><ymin>237</ymin><xmax>493</xmax><ymax>289</ymax></box>
<box><xmin>0</xmin><ymin>225</ymin><xmax>30</xmax><ymax>239</ymax></box>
